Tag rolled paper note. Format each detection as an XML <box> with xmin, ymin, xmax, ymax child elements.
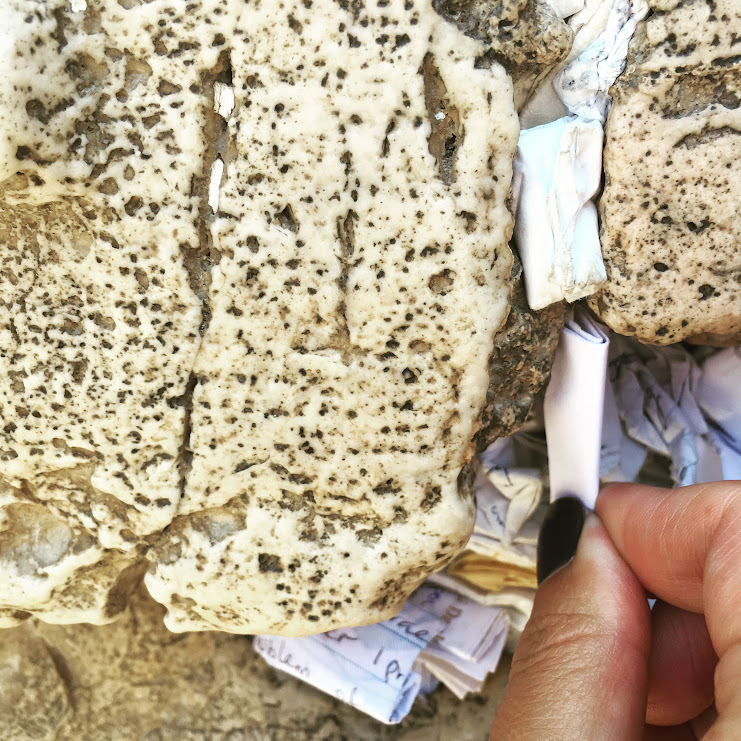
<box><xmin>544</xmin><ymin>309</ymin><xmax>609</xmax><ymax>508</ymax></box>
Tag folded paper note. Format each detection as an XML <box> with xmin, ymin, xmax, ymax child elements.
<box><xmin>427</xmin><ymin>571</ymin><xmax>534</xmax><ymax>651</ymax></box>
<box><xmin>544</xmin><ymin>310</ymin><xmax>609</xmax><ymax>508</ymax></box>
<box><xmin>410</xmin><ymin>587</ymin><xmax>510</xmax><ymax>700</ymax></box>
<box><xmin>449</xmin><ymin>553</ymin><xmax>538</xmax><ymax>593</ymax></box>
<box><xmin>254</xmin><ymin>585</ymin><xmax>509</xmax><ymax>724</ymax></box>
<box><xmin>514</xmin><ymin>117</ymin><xmax>606</xmax><ymax>311</ymax></box>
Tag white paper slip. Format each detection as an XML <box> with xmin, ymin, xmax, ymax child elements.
<box><xmin>254</xmin><ymin>585</ymin><xmax>510</xmax><ymax>724</ymax></box>
<box><xmin>544</xmin><ymin>309</ymin><xmax>609</xmax><ymax>508</ymax></box>
<box><xmin>555</xmin><ymin>0</ymin><xmax>648</xmax><ymax>123</ymax></box>
<box><xmin>514</xmin><ymin>117</ymin><xmax>606</xmax><ymax>311</ymax></box>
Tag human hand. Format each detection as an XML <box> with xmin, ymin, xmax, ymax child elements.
<box><xmin>489</xmin><ymin>482</ymin><xmax>741</xmax><ymax>740</ymax></box>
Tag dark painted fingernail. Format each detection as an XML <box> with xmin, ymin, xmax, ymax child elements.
<box><xmin>537</xmin><ymin>496</ymin><xmax>587</xmax><ymax>584</ymax></box>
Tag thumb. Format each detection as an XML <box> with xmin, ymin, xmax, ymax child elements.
<box><xmin>490</xmin><ymin>497</ymin><xmax>651</xmax><ymax>740</ymax></box>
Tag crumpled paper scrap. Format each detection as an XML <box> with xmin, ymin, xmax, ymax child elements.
<box><xmin>254</xmin><ymin>585</ymin><xmax>509</xmax><ymax>724</ymax></box>
<box><xmin>546</xmin><ymin>0</ymin><xmax>585</xmax><ymax>21</ymax></box>
<box><xmin>432</xmin><ymin>425</ymin><xmax>550</xmax><ymax>648</ymax></box>
<box><xmin>600</xmin><ymin>369</ymin><xmax>649</xmax><ymax>482</ymax></box>
<box><xmin>555</xmin><ymin>0</ymin><xmax>649</xmax><ymax>123</ymax></box>
<box><xmin>696</xmin><ymin>346</ymin><xmax>741</xmax><ymax>480</ymax></box>
<box><xmin>521</xmin><ymin>0</ymin><xmax>648</xmax><ymax>128</ymax></box>
<box><xmin>466</xmin><ymin>437</ymin><xmax>544</xmax><ymax>569</ymax></box>
<box><xmin>514</xmin><ymin>117</ymin><xmax>605</xmax><ymax>311</ymax></box>
<box><xmin>514</xmin><ymin>0</ymin><xmax>648</xmax><ymax>311</ymax></box>
<box><xmin>603</xmin><ymin>337</ymin><xmax>741</xmax><ymax>486</ymax></box>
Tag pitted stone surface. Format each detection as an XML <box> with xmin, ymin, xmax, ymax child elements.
<box><xmin>1</xmin><ymin>0</ymin><xmax>522</xmax><ymax>634</ymax></box>
<box><xmin>432</xmin><ymin>0</ymin><xmax>573</xmax><ymax>110</ymax></box>
<box><xmin>0</xmin><ymin>0</ymin><xmax>211</xmax><ymax>624</ymax></box>
<box><xmin>477</xmin><ymin>255</ymin><xmax>564</xmax><ymax>449</ymax></box>
<box><xmin>591</xmin><ymin>0</ymin><xmax>741</xmax><ymax>345</ymax></box>
<box><xmin>146</xmin><ymin>0</ymin><xmax>520</xmax><ymax>635</ymax></box>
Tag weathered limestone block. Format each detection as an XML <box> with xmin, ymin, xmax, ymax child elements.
<box><xmin>1</xmin><ymin>0</ymin><xmax>556</xmax><ymax>636</ymax></box>
<box><xmin>146</xmin><ymin>0</ymin><xmax>520</xmax><ymax>635</ymax></box>
<box><xmin>591</xmin><ymin>0</ymin><xmax>741</xmax><ymax>345</ymax></box>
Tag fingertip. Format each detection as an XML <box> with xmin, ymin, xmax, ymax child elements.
<box><xmin>596</xmin><ymin>481</ymin><xmax>661</xmax><ymax>513</ymax></box>
<box><xmin>595</xmin><ymin>482</ymin><xmax>668</xmax><ymax>573</ymax></box>
<box><xmin>493</xmin><ymin>513</ymin><xmax>651</xmax><ymax>740</ymax></box>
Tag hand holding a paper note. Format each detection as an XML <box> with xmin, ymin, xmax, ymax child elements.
<box><xmin>490</xmin><ymin>481</ymin><xmax>741</xmax><ymax>740</ymax></box>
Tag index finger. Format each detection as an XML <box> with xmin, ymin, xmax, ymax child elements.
<box><xmin>596</xmin><ymin>481</ymin><xmax>741</xmax><ymax>658</ymax></box>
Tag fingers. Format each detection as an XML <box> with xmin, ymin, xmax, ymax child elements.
<box><xmin>598</xmin><ymin>482</ymin><xmax>741</xmax><ymax>739</ymax></box>
<box><xmin>711</xmin><ymin>643</ymin><xmax>741</xmax><ymax>737</ymax></box>
<box><xmin>490</xmin><ymin>508</ymin><xmax>651</xmax><ymax>740</ymax></box>
<box><xmin>596</xmin><ymin>482</ymin><xmax>741</xmax><ymax>655</ymax></box>
<box><xmin>642</xmin><ymin>724</ymin><xmax>696</xmax><ymax>741</ymax></box>
<box><xmin>646</xmin><ymin>601</ymin><xmax>717</xmax><ymax>726</ymax></box>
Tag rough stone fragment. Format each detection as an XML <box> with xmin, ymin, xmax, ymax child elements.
<box><xmin>433</xmin><ymin>0</ymin><xmax>574</xmax><ymax>110</ymax></box>
<box><xmin>145</xmin><ymin>0</ymin><xmax>519</xmax><ymax>635</ymax></box>
<box><xmin>686</xmin><ymin>331</ymin><xmax>741</xmax><ymax>348</ymax></box>
<box><xmin>591</xmin><ymin>0</ymin><xmax>741</xmax><ymax>345</ymax></box>
<box><xmin>477</xmin><ymin>254</ymin><xmax>565</xmax><ymax>448</ymax></box>
<box><xmin>0</xmin><ymin>585</ymin><xmax>510</xmax><ymax>740</ymax></box>
<box><xmin>0</xmin><ymin>624</ymin><xmax>69</xmax><ymax>740</ymax></box>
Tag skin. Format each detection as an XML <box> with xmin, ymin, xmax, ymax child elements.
<box><xmin>489</xmin><ymin>482</ymin><xmax>741</xmax><ymax>740</ymax></box>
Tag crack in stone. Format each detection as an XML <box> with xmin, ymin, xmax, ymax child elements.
<box><xmin>171</xmin><ymin>50</ymin><xmax>234</xmax><ymax>509</ymax></box>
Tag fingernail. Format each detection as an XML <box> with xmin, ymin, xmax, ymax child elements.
<box><xmin>537</xmin><ymin>496</ymin><xmax>587</xmax><ymax>584</ymax></box>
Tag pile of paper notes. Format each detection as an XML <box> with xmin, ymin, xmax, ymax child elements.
<box><xmin>254</xmin><ymin>585</ymin><xmax>509</xmax><ymax>724</ymax></box>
